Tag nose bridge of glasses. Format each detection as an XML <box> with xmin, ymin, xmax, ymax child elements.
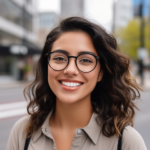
<box><xmin>68</xmin><ymin>56</ymin><xmax>77</xmax><ymax>59</ymax></box>
<box><xmin>65</xmin><ymin>56</ymin><xmax>78</xmax><ymax>71</ymax></box>
<box><xmin>67</xmin><ymin>56</ymin><xmax>78</xmax><ymax>64</ymax></box>
<box><xmin>67</xmin><ymin>56</ymin><xmax>77</xmax><ymax>65</ymax></box>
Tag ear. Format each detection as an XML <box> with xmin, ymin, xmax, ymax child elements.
<box><xmin>97</xmin><ymin>70</ymin><xmax>103</xmax><ymax>82</ymax></box>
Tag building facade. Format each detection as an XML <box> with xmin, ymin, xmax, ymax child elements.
<box><xmin>38</xmin><ymin>12</ymin><xmax>59</xmax><ymax>48</ymax></box>
<box><xmin>61</xmin><ymin>0</ymin><xmax>84</xmax><ymax>19</ymax></box>
<box><xmin>0</xmin><ymin>0</ymin><xmax>40</xmax><ymax>80</ymax></box>
<box><xmin>133</xmin><ymin>0</ymin><xmax>150</xmax><ymax>17</ymax></box>
<box><xmin>113</xmin><ymin>0</ymin><xmax>133</xmax><ymax>32</ymax></box>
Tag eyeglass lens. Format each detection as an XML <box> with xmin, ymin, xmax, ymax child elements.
<box><xmin>48</xmin><ymin>52</ymin><xmax>96</xmax><ymax>72</ymax></box>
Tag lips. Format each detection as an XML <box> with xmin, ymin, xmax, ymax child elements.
<box><xmin>61</xmin><ymin>81</ymin><xmax>81</xmax><ymax>87</ymax></box>
<box><xmin>58</xmin><ymin>79</ymin><xmax>84</xmax><ymax>84</ymax></box>
<box><xmin>58</xmin><ymin>79</ymin><xmax>84</xmax><ymax>91</ymax></box>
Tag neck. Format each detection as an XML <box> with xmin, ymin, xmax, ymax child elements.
<box><xmin>50</xmin><ymin>96</ymin><xmax>93</xmax><ymax>130</ymax></box>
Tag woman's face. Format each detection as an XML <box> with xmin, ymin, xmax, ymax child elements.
<box><xmin>48</xmin><ymin>31</ymin><xmax>103</xmax><ymax>104</ymax></box>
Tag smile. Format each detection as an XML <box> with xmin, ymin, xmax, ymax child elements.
<box><xmin>58</xmin><ymin>80</ymin><xmax>84</xmax><ymax>91</ymax></box>
<box><xmin>61</xmin><ymin>81</ymin><xmax>81</xmax><ymax>87</ymax></box>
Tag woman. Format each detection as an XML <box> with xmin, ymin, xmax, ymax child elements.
<box><xmin>6</xmin><ymin>17</ymin><xmax>147</xmax><ymax>150</ymax></box>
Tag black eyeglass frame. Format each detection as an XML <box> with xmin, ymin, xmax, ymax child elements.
<box><xmin>45</xmin><ymin>51</ymin><xmax>100</xmax><ymax>73</ymax></box>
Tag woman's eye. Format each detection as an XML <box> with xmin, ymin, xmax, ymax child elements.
<box><xmin>53</xmin><ymin>57</ymin><xmax>67</xmax><ymax>61</ymax></box>
<box><xmin>80</xmin><ymin>59</ymin><xmax>92</xmax><ymax>63</ymax></box>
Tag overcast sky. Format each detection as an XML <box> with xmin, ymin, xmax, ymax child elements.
<box><xmin>37</xmin><ymin>0</ymin><xmax>114</xmax><ymax>32</ymax></box>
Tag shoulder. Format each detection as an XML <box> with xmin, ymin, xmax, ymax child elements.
<box><xmin>122</xmin><ymin>126</ymin><xmax>147</xmax><ymax>150</ymax></box>
<box><xmin>11</xmin><ymin>115</ymin><xmax>30</xmax><ymax>136</ymax></box>
<box><xmin>14</xmin><ymin>115</ymin><xmax>30</xmax><ymax>129</ymax></box>
<box><xmin>6</xmin><ymin>115</ymin><xmax>30</xmax><ymax>150</ymax></box>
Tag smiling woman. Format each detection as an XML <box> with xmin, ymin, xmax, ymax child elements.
<box><xmin>6</xmin><ymin>17</ymin><xmax>147</xmax><ymax>150</ymax></box>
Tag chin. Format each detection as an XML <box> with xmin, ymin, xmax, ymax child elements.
<box><xmin>56</xmin><ymin>95</ymin><xmax>81</xmax><ymax>104</ymax></box>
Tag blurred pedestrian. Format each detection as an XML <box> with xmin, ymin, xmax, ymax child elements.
<box><xmin>6</xmin><ymin>17</ymin><xmax>147</xmax><ymax>150</ymax></box>
<box><xmin>17</xmin><ymin>59</ymin><xmax>25</xmax><ymax>81</ymax></box>
<box><xmin>137</xmin><ymin>59</ymin><xmax>144</xmax><ymax>85</ymax></box>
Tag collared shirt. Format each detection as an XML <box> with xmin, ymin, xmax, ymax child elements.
<box><xmin>6</xmin><ymin>111</ymin><xmax>147</xmax><ymax>150</ymax></box>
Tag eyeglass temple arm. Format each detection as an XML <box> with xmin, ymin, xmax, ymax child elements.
<box><xmin>96</xmin><ymin>56</ymin><xmax>100</xmax><ymax>60</ymax></box>
<box><xmin>45</xmin><ymin>53</ymin><xmax>50</xmax><ymax>56</ymax></box>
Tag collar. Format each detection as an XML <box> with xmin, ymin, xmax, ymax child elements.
<box><xmin>32</xmin><ymin>111</ymin><xmax>102</xmax><ymax>144</ymax></box>
<box><xmin>32</xmin><ymin>110</ymin><xmax>53</xmax><ymax>143</ymax></box>
<box><xmin>82</xmin><ymin>113</ymin><xmax>102</xmax><ymax>145</ymax></box>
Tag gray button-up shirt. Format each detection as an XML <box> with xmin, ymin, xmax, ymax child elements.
<box><xmin>6</xmin><ymin>111</ymin><xmax>147</xmax><ymax>150</ymax></box>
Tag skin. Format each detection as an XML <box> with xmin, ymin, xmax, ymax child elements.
<box><xmin>48</xmin><ymin>31</ymin><xmax>103</xmax><ymax>150</ymax></box>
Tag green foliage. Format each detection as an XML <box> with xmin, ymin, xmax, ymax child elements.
<box><xmin>145</xmin><ymin>23</ymin><xmax>150</xmax><ymax>53</ymax></box>
<box><xmin>22</xmin><ymin>64</ymin><xmax>32</xmax><ymax>72</ymax></box>
<box><xmin>116</xmin><ymin>18</ymin><xmax>150</xmax><ymax>60</ymax></box>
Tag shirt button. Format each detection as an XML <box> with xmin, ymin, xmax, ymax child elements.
<box><xmin>77</xmin><ymin>129</ymin><xmax>81</xmax><ymax>134</ymax></box>
<box><xmin>45</xmin><ymin>128</ymin><xmax>47</xmax><ymax>132</ymax></box>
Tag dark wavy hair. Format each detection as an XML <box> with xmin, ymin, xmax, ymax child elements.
<box><xmin>24</xmin><ymin>17</ymin><xmax>141</xmax><ymax>138</ymax></box>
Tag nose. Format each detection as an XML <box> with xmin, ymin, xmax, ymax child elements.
<box><xmin>64</xmin><ymin>58</ymin><xmax>79</xmax><ymax>76</ymax></box>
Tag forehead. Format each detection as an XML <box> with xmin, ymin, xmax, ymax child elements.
<box><xmin>51</xmin><ymin>31</ymin><xmax>98</xmax><ymax>55</ymax></box>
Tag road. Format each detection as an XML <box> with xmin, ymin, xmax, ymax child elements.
<box><xmin>0</xmin><ymin>87</ymin><xmax>150</xmax><ymax>150</ymax></box>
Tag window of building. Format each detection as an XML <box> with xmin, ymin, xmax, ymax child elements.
<box><xmin>23</xmin><ymin>10</ymin><xmax>33</xmax><ymax>31</ymax></box>
<box><xmin>39</xmin><ymin>13</ymin><xmax>58</xmax><ymax>28</ymax></box>
<box><xmin>0</xmin><ymin>30</ymin><xmax>22</xmax><ymax>46</ymax></box>
<box><xmin>0</xmin><ymin>0</ymin><xmax>33</xmax><ymax>31</ymax></box>
<box><xmin>0</xmin><ymin>0</ymin><xmax>23</xmax><ymax>26</ymax></box>
<box><xmin>0</xmin><ymin>55</ymin><xmax>12</xmax><ymax>75</ymax></box>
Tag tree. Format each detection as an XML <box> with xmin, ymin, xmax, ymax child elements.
<box><xmin>116</xmin><ymin>18</ymin><xmax>150</xmax><ymax>60</ymax></box>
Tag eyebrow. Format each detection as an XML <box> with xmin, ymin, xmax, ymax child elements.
<box><xmin>52</xmin><ymin>49</ymin><xmax>97</xmax><ymax>56</ymax></box>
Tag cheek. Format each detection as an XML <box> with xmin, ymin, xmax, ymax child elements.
<box><xmin>48</xmin><ymin>67</ymin><xmax>58</xmax><ymax>89</ymax></box>
<box><xmin>86</xmin><ymin>72</ymin><xmax>98</xmax><ymax>84</ymax></box>
<box><xmin>84</xmin><ymin>69</ymin><xmax>100</xmax><ymax>91</ymax></box>
<box><xmin>88</xmin><ymin>63</ymin><xmax>100</xmax><ymax>82</ymax></box>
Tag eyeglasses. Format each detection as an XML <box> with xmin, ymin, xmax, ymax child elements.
<box><xmin>45</xmin><ymin>50</ymin><xmax>100</xmax><ymax>73</ymax></box>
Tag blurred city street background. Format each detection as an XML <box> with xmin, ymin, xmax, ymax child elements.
<box><xmin>0</xmin><ymin>0</ymin><xmax>150</xmax><ymax>149</ymax></box>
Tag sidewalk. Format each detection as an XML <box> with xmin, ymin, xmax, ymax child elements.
<box><xmin>136</xmin><ymin>77</ymin><xmax>150</xmax><ymax>91</ymax></box>
<box><xmin>0</xmin><ymin>76</ymin><xmax>30</xmax><ymax>89</ymax></box>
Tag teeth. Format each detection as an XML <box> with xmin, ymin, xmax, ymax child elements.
<box><xmin>61</xmin><ymin>81</ymin><xmax>82</xmax><ymax>87</ymax></box>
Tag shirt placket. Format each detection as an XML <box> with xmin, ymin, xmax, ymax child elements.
<box><xmin>42</xmin><ymin>127</ymin><xmax>57</xmax><ymax>150</ymax></box>
<box><xmin>70</xmin><ymin>129</ymin><xmax>84</xmax><ymax>150</ymax></box>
